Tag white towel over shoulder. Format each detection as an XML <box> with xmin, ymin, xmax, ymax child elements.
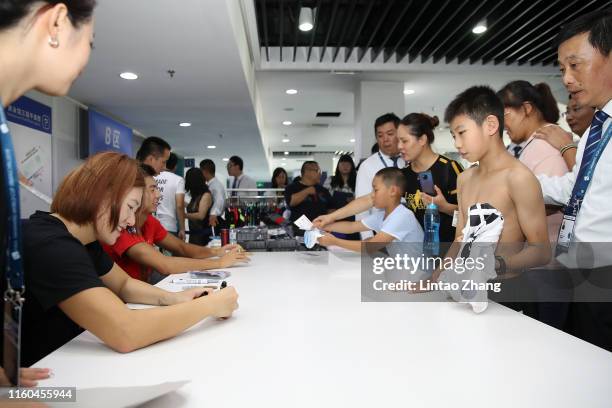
<box><xmin>439</xmin><ymin>203</ymin><xmax>504</xmax><ymax>313</ymax></box>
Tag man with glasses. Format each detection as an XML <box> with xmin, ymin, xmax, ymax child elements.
<box><xmin>284</xmin><ymin>161</ymin><xmax>334</xmax><ymax>236</ymax></box>
<box><xmin>227</xmin><ymin>156</ymin><xmax>257</xmax><ymax>198</ymax></box>
<box><xmin>537</xmin><ymin>10</ymin><xmax>612</xmax><ymax>351</ymax></box>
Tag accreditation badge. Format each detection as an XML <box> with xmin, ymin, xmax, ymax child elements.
<box><xmin>3</xmin><ymin>294</ymin><xmax>23</xmax><ymax>386</ymax></box>
<box><xmin>556</xmin><ymin>214</ymin><xmax>576</xmax><ymax>255</ymax></box>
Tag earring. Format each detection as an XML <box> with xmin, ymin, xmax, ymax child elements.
<box><xmin>48</xmin><ymin>37</ymin><xmax>60</xmax><ymax>48</ymax></box>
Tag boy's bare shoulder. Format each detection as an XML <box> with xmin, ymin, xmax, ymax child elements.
<box><xmin>505</xmin><ymin>159</ymin><xmax>539</xmax><ymax>187</ymax></box>
<box><xmin>457</xmin><ymin>165</ymin><xmax>478</xmax><ymax>184</ymax></box>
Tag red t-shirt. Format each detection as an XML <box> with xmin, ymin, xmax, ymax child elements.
<box><xmin>103</xmin><ymin>214</ymin><xmax>168</xmax><ymax>281</ymax></box>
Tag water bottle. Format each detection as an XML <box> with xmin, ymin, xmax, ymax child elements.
<box><xmin>423</xmin><ymin>202</ymin><xmax>440</xmax><ymax>257</ymax></box>
<box><xmin>229</xmin><ymin>224</ymin><xmax>237</xmax><ymax>245</ymax></box>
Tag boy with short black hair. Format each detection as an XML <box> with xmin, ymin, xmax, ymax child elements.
<box><xmin>441</xmin><ymin>85</ymin><xmax>551</xmax><ymax>281</ymax></box>
<box><xmin>318</xmin><ymin>168</ymin><xmax>423</xmax><ymax>252</ymax></box>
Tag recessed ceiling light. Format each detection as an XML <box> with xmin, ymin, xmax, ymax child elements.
<box><xmin>298</xmin><ymin>7</ymin><xmax>314</xmax><ymax>32</ymax></box>
<box><xmin>299</xmin><ymin>22</ymin><xmax>313</xmax><ymax>32</ymax></box>
<box><xmin>207</xmin><ymin>145</ymin><xmax>216</xmax><ymax>149</ymax></box>
<box><xmin>284</xmin><ymin>151</ymin><xmax>289</xmax><ymax>155</ymax></box>
<box><xmin>282</xmin><ymin>138</ymin><xmax>290</xmax><ymax>143</ymax></box>
<box><xmin>120</xmin><ymin>72</ymin><xmax>138</xmax><ymax>80</ymax></box>
<box><xmin>350</xmin><ymin>138</ymin><xmax>355</xmax><ymax>143</ymax></box>
<box><xmin>222</xmin><ymin>157</ymin><xmax>229</xmax><ymax>162</ymax></box>
<box><xmin>283</xmin><ymin>121</ymin><xmax>292</xmax><ymax>126</ymax></box>
<box><xmin>286</xmin><ymin>89</ymin><xmax>298</xmax><ymax>95</ymax></box>
<box><xmin>404</xmin><ymin>89</ymin><xmax>416</xmax><ymax>95</ymax></box>
<box><xmin>179</xmin><ymin>122</ymin><xmax>191</xmax><ymax>127</ymax></box>
<box><xmin>472</xmin><ymin>20</ymin><xmax>487</xmax><ymax>34</ymax></box>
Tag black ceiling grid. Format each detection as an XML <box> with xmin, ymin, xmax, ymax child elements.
<box><xmin>255</xmin><ymin>0</ymin><xmax>610</xmax><ymax>66</ymax></box>
<box><xmin>446</xmin><ymin>0</ymin><xmax>525</xmax><ymax>62</ymax></box>
<box><xmin>507</xmin><ymin>0</ymin><xmax>600</xmax><ymax>66</ymax></box>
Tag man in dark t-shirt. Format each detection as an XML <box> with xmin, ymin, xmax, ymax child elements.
<box><xmin>401</xmin><ymin>155</ymin><xmax>463</xmax><ymax>243</ymax></box>
<box><xmin>285</xmin><ymin>161</ymin><xmax>334</xmax><ymax>236</ymax></box>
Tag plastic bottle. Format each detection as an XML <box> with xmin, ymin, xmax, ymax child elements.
<box><xmin>423</xmin><ymin>202</ymin><xmax>440</xmax><ymax>257</ymax></box>
<box><xmin>229</xmin><ymin>224</ymin><xmax>237</xmax><ymax>245</ymax></box>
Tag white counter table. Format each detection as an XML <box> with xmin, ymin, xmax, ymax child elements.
<box><xmin>37</xmin><ymin>251</ymin><xmax>612</xmax><ymax>407</ymax></box>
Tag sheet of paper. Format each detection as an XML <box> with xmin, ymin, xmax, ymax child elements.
<box><xmin>294</xmin><ymin>214</ymin><xmax>313</xmax><ymax>231</ymax></box>
<box><xmin>49</xmin><ymin>380</ymin><xmax>190</xmax><ymax>408</ymax></box>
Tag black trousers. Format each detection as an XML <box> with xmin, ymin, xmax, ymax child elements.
<box><xmin>568</xmin><ymin>302</ymin><xmax>612</xmax><ymax>351</ymax></box>
<box><xmin>566</xmin><ymin>265</ymin><xmax>612</xmax><ymax>352</ymax></box>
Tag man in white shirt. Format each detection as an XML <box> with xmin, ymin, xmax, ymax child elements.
<box><xmin>200</xmin><ymin>159</ymin><xmax>226</xmax><ymax>228</ymax></box>
<box><xmin>537</xmin><ymin>10</ymin><xmax>612</xmax><ymax>351</ymax></box>
<box><xmin>355</xmin><ymin>113</ymin><xmax>406</xmax><ymax>238</ymax></box>
<box><xmin>154</xmin><ymin>153</ymin><xmax>186</xmax><ymax>240</ymax></box>
<box><xmin>227</xmin><ymin>155</ymin><xmax>257</xmax><ymax>198</ymax></box>
<box><xmin>136</xmin><ymin>136</ymin><xmax>171</xmax><ymax>175</ymax></box>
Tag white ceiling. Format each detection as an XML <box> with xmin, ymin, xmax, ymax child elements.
<box><xmin>67</xmin><ymin>0</ymin><xmax>569</xmax><ymax>180</ymax></box>
<box><xmin>68</xmin><ymin>0</ymin><xmax>269</xmax><ymax>179</ymax></box>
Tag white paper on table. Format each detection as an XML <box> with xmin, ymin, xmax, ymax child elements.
<box><xmin>293</xmin><ymin>214</ymin><xmax>313</xmax><ymax>231</ymax></box>
<box><xmin>48</xmin><ymin>380</ymin><xmax>190</xmax><ymax>408</ymax></box>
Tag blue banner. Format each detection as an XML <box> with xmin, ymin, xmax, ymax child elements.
<box><xmin>89</xmin><ymin>110</ymin><xmax>133</xmax><ymax>156</ymax></box>
<box><xmin>6</xmin><ymin>96</ymin><xmax>52</xmax><ymax>134</ymax></box>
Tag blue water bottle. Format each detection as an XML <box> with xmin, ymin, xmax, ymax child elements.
<box><xmin>423</xmin><ymin>202</ymin><xmax>440</xmax><ymax>257</ymax></box>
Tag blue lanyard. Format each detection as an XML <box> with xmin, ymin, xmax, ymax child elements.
<box><xmin>378</xmin><ymin>152</ymin><xmax>396</xmax><ymax>168</ymax></box>
<box><xmin>564</xmin><ymin>122</ymin><xmax>612</xmax><ymax>217</ymax></box>
<box><xmin>0</xmin><ymin>106</ymin><xmax>24</xmax><ymax>293</ymax></box>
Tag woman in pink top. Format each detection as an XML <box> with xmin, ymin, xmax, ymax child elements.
<box><xmin>498</xmin><ymin>81</ymin><xmax>569</xmax><ymax>244</ymax></box>
<box><xmin>498</xmin><ymin>80</ymin><xmax>572</xmax><ymax>331</ymax></box>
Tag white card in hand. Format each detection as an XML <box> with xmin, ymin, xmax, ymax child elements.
<box><xmin>294</xmin><ymin>214</ymin><xmax>313</xmax><ymax>231</ymax></box>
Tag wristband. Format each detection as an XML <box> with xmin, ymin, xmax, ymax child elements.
<box><xmin>495</xmin><ymin>255</ymin><xmax>507</xmax><ymax>276</ymax></box>
<box><xmin>560</xmin><ymin>143</ymin><xmax>577</xmax><ymax>156</ymax></box>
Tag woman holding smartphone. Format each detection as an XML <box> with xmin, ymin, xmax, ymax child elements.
<box><xmin>314</xmin><ymin>113</ymin><xmax>462</xmax><ymax>243</ymax></box>
<box><xmin>397</xmin><ymin>113</ymin><xmax>463</xmax><ymax>243</ymax></box>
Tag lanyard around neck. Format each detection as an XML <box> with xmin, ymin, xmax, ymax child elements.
<box><xmin>0</xmin><ymin>106</ymin><xmax>25</xmax><ymax>294</ymax></box>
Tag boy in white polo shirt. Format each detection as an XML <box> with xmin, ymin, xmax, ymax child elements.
<box><xmin>318</xmin><ymin>168</ymin><xmax>423</xmax><ymax>252</ymax></box>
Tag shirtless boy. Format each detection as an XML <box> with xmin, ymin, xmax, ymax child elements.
<box><xmin>443</xmin><ymin>85</ymin><xmax>551</xmax><ymax>279</ymax></box>
<box><xmin>315</xmin><ymin>86</ymin><xmax>550</xmax><ymax>281</ymax></box>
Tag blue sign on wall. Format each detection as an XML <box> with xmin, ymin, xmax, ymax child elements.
<box><xmin>89</xmin><ymin>110</ymin><xmax>133</xmax><ymax>156</ymax></box>
<box><xmin>6</xmin><ymin>96</ymin><xmax>52</xmax><ymax>134</ymax></box>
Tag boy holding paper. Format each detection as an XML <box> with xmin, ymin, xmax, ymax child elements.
<box><xmin>317</xmin><ymin>168</ymin><xmax>423</xmax><ymax>252</ymax></box>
